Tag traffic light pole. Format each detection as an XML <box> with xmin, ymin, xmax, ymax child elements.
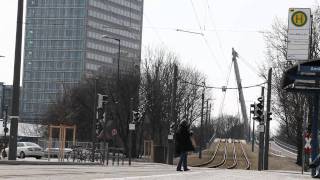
<box><xmin>103</xmin><ymin>101</ymin><xmax>108</xmax><ymax>165</ymax></box>
<box><xmin>258</xmin><ymin>87</ymin><xmax>265</xmax><ymax>171</ymax></box>
<box><xmin>264</xmin><ymin>68</ymin><xmax>272</xmax><ymax>170</ymax></box>
<box><xmin>252</xmin><ymin>116</ymin><xmax>255</xmax><ymax>152</ymax></box>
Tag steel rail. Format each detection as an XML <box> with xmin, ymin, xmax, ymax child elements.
<box><xmin>208</xmin><ymin>139</ymin><xmax>227</xmax><ymax>168</ymax></box>
<box><xmin>192</xmin><ymin>139</ymin><xmax>222</xmax><ymax>167</ymax></box>
<box><xmin>239</xmin><ymin>141</ymin><xmax>251</xmax><ymax>170</ymax></box>
<box><xmin>227</xmin><ymin>140</ymin><xmax>238</xmax><ymax>169</ymax></box>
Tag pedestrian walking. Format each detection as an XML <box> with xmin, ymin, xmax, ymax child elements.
<box><xmin>175</xmin><ymin>120</ymin><xmax>195</xmax><ymax>171</ymax></box>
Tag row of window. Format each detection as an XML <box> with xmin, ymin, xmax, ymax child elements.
<box><xmin>26</xmin><ymin>39</ymin><xmax>84</xmax><ymax>49</ymax></box>
<box><xmin>107</xmin><ymin>0</ymin><xmax>142</xmax><ymax>12</ymax></box>
<box><xmin>89</xmin><ymin>0</ymin><xmax>141</xmax><ymax>21</ymax></box>
<box><xmin>27</xmin><ymin>7</ymin><xmax>86</xmax><ymax>18</ymax></box>
<box><xmin>87</xmin><ymin>20</ymin><xmax>140</xmax><ymax>41</ymax></box>
<box><xmin>87</xmin><ymin>41</ymin><xmax>118</xmax><ymax>54</ymax></box>
<box><xmin>23</xmin><ymin>81</ymin><xmax>77</xmax><ymax>92</ymax></box>
<box><xmin>28</xmin><ymin>0</ymin><xmax>86</xmax><ymax>7</ymax></box>
<box><xmin>26</xmin><ymin>18</ymin><xmax>86</xmax><ymax>28</ymax></box>
<box><xmin>88</xmin><ymin>10</ymin><xmax>141</xmax><ymax>31</ymax></box>
<box><xmin>24</xmin><ymin>61</ymin><xmax>81</xmax><ymax>71</ymax></box>
<box><xmin>24</xmin><ymin>71</ymin><xmax>81</xmax><ymax>81</ymax></box>
<box><xmin>23</xmin><ymin>102</ymin><xmax>51</xmax><ymax>113</ymax></box>
<box><xmin>25</xmin><ymin>50</ymin><xmax>83</xmax><ymax>60</ymax></box>
<box><xmin>86</xmin><ymin>52</ymin><xmax>113</xmax><ymax>64</ymax></box>
<box><xmin>85</xmin><ymin>63</ymin><xmax>101</xmax><ymax>71</ymax></box>
<box><xmin>87</xmin><ymin>30</ymin><xmax>140</xmax><ymax>51</ymax></box>
<box><xmin>26</xmin><ymin>28</ymin><xmax>84</xmax><ymax>39</ymax></box>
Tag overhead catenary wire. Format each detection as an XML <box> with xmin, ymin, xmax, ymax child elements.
<box><xmin>179</xmin><ymin>79</ymin><xmax>267</xmax><ymax>90</ymax></box>
<box><xmin>188</xmin><ymin>0</ymin><xmax>223</xmax><ymax>72</ymax></box>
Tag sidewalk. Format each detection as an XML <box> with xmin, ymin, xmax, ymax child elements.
<box><xmin>0</xmin><ymin>161</ymin><xmax>311</xmax><ymax>180</ymax></box>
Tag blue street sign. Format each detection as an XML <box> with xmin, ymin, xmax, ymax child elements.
<box><xmin>300</xmin><ymin>65</ymin><xmax>320</xmax><ymax>73</ymax></box>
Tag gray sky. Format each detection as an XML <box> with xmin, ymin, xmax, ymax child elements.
<box><xmin>0</xmin><ymin>0</ymin><xmax>319</xmax><ymax>133</ymax></box>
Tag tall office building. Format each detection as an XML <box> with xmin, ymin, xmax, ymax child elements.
<box><xmin>22</xmin><ymin>0</ymin><xmax>144</xmax><ymax>123</ymax></box>
<box><xmin>0</xmin><ymin>83</ymin><xmax>13</xmax><ymax>118</ymax></box>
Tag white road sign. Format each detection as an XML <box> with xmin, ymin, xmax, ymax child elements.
<box><xmin>257</xmin><ymin>125</ymin><xmax>265</xmax><ymax>133</ymax></box>
<box><xmin>287</xmin><ymin>8</ymin><xmax>311</xmax><ymax>61</ymax></box>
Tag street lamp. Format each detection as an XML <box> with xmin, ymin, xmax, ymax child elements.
<box><xmin>101</xmin><ymin>35</ymin><xmax>121</xmax><ymax>84</ymax></box>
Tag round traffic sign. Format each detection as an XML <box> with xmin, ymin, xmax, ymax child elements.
<box><xmin>291</xmin><ymin>11</ymin><xmax>308</xmax><ymax>27</ymax></box>
<box><xmin>112</xmin><ymin>128</ymin><xmax>117</xmax><ymax>136</ymax></box>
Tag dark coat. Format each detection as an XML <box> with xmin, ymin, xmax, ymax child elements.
<box><xmin>175</xmin><ymin>124</ymin><xmax>194</xmax><ymax>155</ymax></box>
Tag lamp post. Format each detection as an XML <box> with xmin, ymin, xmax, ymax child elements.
<box><xmin>101</xmin><ymin>35</ymin><xmax>121</xmax><ymax>84</ymax></box>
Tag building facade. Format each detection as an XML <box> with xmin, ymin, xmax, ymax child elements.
<box><xmin>22</xmin><ymin>0</ymin><xmax>144</xmax><ymax>123</ymax></box>
<box><xmin>0</xmin><ymin>83</ymin><xmax>13</xmax><ymax>119</ymax></box>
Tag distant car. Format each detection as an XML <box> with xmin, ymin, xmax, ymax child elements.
<box><xmin>44</xmin><ymin>147</ymin><xmax>72</xmax><ymax>158</ymax></box>
<box><xmin>5</xmin><ymin>142</ymin><xmax>44</xmax><ymax>159</ymax></box>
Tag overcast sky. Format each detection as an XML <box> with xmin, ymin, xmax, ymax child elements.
<box><xmin>0</xmin><ymin>0</ymin><xmax>319</xmax><ymax>134</ymax></box>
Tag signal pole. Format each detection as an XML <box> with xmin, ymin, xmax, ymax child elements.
<box><xmin>264</xmin><ymin>68</ymin><xmax>272</xmax><ymax>170</ymax></box>
<box><xmin>199</xmin><ymin>82</ymin><xmax>205</xmax><ymax>159</ymax></box>
<box><xmin>258</xmin><ymin>87</ymin><xmax>265</xmax><ymax>171</ymax></box>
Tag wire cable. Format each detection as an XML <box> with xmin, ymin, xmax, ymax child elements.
<box><xmin>179</xmin><ymin>79</ymin><xmax>267</xmax><ymax>90</ymax></box>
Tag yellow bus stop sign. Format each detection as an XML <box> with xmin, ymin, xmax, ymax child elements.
<box><xmin>291</xmin><ymin>11</ymin><xmax>307</xmax><ymax>27</ymax></box>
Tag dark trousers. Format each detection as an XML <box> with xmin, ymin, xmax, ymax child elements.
<box><xmin>177</xmin><ymin>151</ymin><xmax>188</xmax><ymax>170</ymax></box>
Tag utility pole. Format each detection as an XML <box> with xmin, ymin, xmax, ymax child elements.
<box><xmin>258</xmin><ymin>87</ymin><xmax>265</xmax><ymax>171</ymax></box>
<box><xmin>9</xmin><ymin>0</ymin><xmax>24</xmax><ymax>160</ymax></box>
<box><xmin>232</xmin><ymin>48</ymin><xmax>249</xmax><ymax>142</ymax></box>
<box><xmin>205</xmin><ymin>99</ymin><xmax>210</xmax><ymax>146</ymax></box>
<box><xmin>264</xmin><ymin>68</ymin><xmax>272</xmax><ymax>170</ymax></box>
<box><xmin>167</xmin><ymin>64</ymin><xmax>178</xmax><ymax>165</ymax></box>
<box><xmin>199</xmin><ymin>82</ymin><xmax>205</xmax><ymax>159</ymax></box>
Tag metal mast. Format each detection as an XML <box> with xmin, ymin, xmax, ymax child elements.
<box><xmin>232</xmin><ymin>48</ymin><xmax>249</xmax><ymax>141</ymax></box>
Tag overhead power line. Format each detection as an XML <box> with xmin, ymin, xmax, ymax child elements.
<box><xmin>180</xmin><ymin>79</ymin><xmax>267</xmax><ymax>90</ymax></box>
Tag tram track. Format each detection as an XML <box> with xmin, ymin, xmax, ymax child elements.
<box><xmin>192</xmin><ymin>139</ymin><xmax>250</xmax><ymax>170</ymax></box>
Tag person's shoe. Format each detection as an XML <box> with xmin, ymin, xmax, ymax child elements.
<box><xmin>176</xmin><ymin>169</ymin><xmax>183</xmax><ymax>171</ymax></box>
<box><xmin>184</xmin><ymin>168</ymin><xmax>191</xmax><ymax>171</ymax></box>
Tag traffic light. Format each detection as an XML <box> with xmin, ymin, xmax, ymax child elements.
<box><xmin>96</xmin><ymin>94</ymin><xmax>108</xmax><ymax>138</ymax></box>
<box><xmin>250</xmin><ymin>103</ymin><xmax>256</xmax><ymax>114</ymax></box>
<box><xmin>253</xmin><ymin>97</ymin><xmax>264</xmax><ymax>122</ymax></box>
<box><xmin>97</xmin><ymin>94</ymin><xmax>108</xmax><ymax>109</ymax></box>
<box><xmin>132</xmin><ymin>111</ymin><xmax>141</xmax><ymax>123</ymax></box>
<box><xmin>169</xmin><ymin>122</ymin><xmax>176</xmax><ymax>134</ymax></box>
<box><xmin>266</xmin><ymin>112</ymin><xmax>272</xmax><ymax>121</ymax></box>
<box><xmin>96</xmin><ymin>107</ymin><xmax>105</xmax><ymax>120</ymax></box>
<box><xmin>95</xmin><ymin>120</ymin><xmax>103</xmax><ymax>138</ymax></box>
